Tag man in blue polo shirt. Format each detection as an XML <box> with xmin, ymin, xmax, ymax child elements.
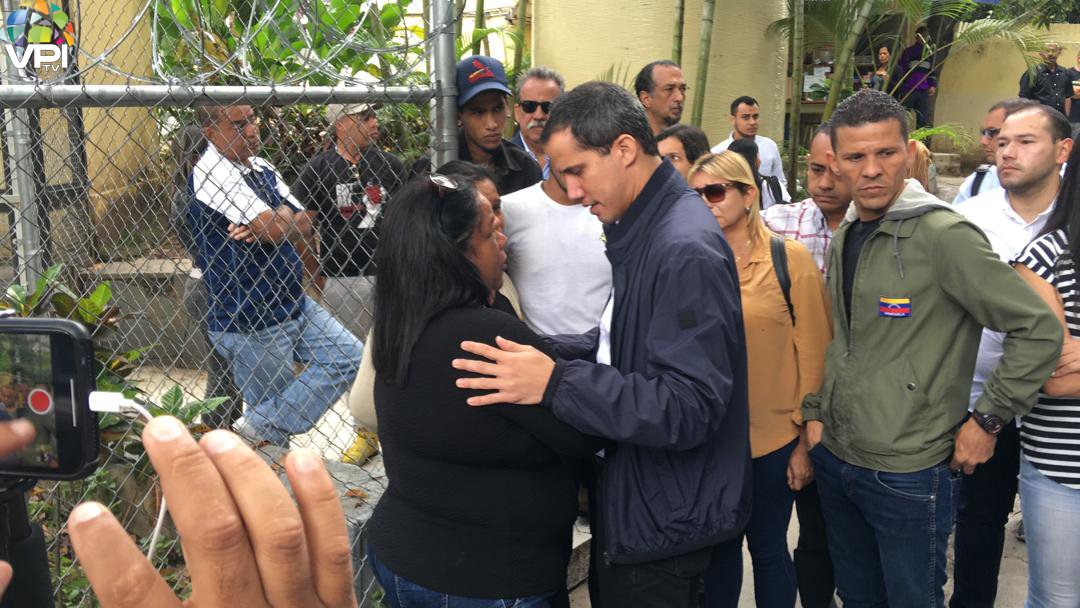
<box><xmin>186</xmin><ymin>104</ymin><xmax>362</xmax><ymax>447</ymax></box>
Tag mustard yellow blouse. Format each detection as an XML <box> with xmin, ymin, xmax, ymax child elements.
<box><xmin>736</xmin><ymin>236</ymin><xmax>832</xmax><ymax>458</ymax></box>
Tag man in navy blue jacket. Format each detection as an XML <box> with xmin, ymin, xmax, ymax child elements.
<box><xmin>454</xmin><ymin>81</ymin><xmax>751</xmax><ymax>608</ymax></box>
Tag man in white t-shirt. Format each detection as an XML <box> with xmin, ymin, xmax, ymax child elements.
<box><xmin>951</xmin><ymin>103</ymin><xmax>1072</xmax><ymax>608</ymax></box>
<box><xmin>501</xmin><ymin>171</ymin><xmax>612</xmax><ymax>335</ymax></box>
<box><xmin>711</xmin><ymin>95</ymin><xmax>788</xmax><ymax>205</ymax></box>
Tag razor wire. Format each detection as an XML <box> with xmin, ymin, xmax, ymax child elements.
<box><xmin>0</xmin><ymin>0</ymin><xmax>461</xmax><ymax>605</ymax></box>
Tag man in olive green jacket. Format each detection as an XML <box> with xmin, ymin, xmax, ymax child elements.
<box><xmin>802</xmin><ymin>89</ymin><xmax>1061</xmax><ymax>608</ymax></box>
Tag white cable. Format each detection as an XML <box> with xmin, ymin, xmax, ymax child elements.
<box><xmin>88</xmin><ymin>392</ymin><xmax>169</xmax><ymax>562</ymax></box>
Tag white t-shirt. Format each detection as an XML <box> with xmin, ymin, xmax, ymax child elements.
<box><xmin>956</xmin><ymin>186</ymin><xmax>1055</xmax><ymax>410</ymax></box>
<box><xmin>502</xmin><ymin>182</ymin><xmax>612</xmax><ymax>335</ymax></box>
<box><xmin>712</xmin><ymin>133</ymin><xmax>790</xmax><ymax>208</ymax></box>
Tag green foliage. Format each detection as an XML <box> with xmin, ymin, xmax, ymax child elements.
<box><xmin>911</xmin><ymin>122</ymin><xmax>975</xmax><ymax>149</ymax></box>
<box><xmin>595</xmin><ymin>63</ymin><xmax>635</xmax><ymax>91</ymax></box>
<box><xmin>969</xmin><ymin>0</ymin><xmax>1080</xmax><ymax>26</ymax></box>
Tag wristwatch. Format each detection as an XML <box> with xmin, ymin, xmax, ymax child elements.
<box><xmin>972</xmin><ymin>410</ymin><xmax>1005</xmax><ymax>436</ymax></box>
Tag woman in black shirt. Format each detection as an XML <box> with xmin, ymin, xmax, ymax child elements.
<box><xmin>366</xmin><ymin>174</ymin><xmax>596</xmax><ymax>607</ymax></box>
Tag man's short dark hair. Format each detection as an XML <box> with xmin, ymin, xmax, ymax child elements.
<box><xmin>541</xmin><ymin>81</ymin><xmax>659</xmax><ymax>156</ymax></box>
<box><xmin>1006</xmin><ymin>104</ymin><xmax>1073</xmax><ymax>142</ymax></box>
<box><xmin>195</xmin><ymin>105</ymin><xmax>225</xmax><ymax>128</ymax></box>
<box><xmin>634</xmin><ymin>60</ymin><xmax>679</xmax><ymax>97</ymax></box>
<box><xmin>656</xmin><ymin>124</ymin><xmax>711</xmax><ymax>163</ymax></box>
<box><xmin>988</xmin><ymin>97</ymin><xmax>1039</xmax><ymax>117</ymax></box>
<box><xmin>814</xmin><ymin>122</ymin><xmax>831</xmax><ymax>138</ymax></box>
<box><xmin>829</xmin><ymin>89</ymin><xmax>909</xmax><ymax>148</ymax></box>
<box><xmin>730</xmin><ymin>96</ymin><xmax>759</xmax><ymax>116</ymax></box>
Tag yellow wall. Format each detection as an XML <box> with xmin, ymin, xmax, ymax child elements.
<box><xmin>935</xmin><ymin>24</ymin><xmax>1080</xmax><ymax>158</ymax></box>
<box><xmin>530</xmin><ymin>0</ymin><xmax>789</xmax><ymax>146</ymax></box>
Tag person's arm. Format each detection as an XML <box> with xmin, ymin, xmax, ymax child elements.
<box><xmin>1013</xmin><ymin>263</ymin><xmax>1080</xmax><ymax>397</ymax></box>
<box><xmin>539</xmin><ymin>327</ymin><xmax>600</xmax><ymax>362</ymax></box>
<box><xmin>1020</xmin><ymin>70</ymin><xmax>1035</xmax><ymax>99</ymax></box>
<box><xmin>938</xmin><ymin>222</ymin><xmax>1062</xmax><ymax>422</ymax></box>
<box><xmin>347</xmin><ymin>329</ymin><xmax>378</xmax><ymax>432</ymax></box>
<box><xmin>544</xmin><ymin>246</ymin><xmax>743</xmax><ymax>450</ymax></box>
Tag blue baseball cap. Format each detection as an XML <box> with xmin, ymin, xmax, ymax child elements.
<box><xmin>456</xmin><ymin>56</ymin><xmax>512</xmax><ymax>107</ymax></box>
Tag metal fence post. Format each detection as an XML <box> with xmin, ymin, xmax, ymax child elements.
<box><xmin>431</xmin><ymin>0</ymin><xmax>458</xmax><ymax>167</ymax></box>
<box><xmin>2</xmin><ymin>0</ymin><xmax>44</xmax><ymax>288</ymax></box>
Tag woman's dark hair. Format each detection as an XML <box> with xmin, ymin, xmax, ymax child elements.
<box><xmin>171</xmin><ymin>125</ymin><xmax>208</xmax><ymax>189</ymax></box>
<box><xmin>1038</xmin><ymin>137</ymin><xmax>1080</xmax><ymax>272</ymax></box>
<box><xmin>436</xmin><ymin>159</ymin><xmax>496</xmax><ymax>187</ymax></box>
<box><xmin>727</xmin><ymin>138</ymin><xmax>765</xmax><ymax>190</ymax></box>
<box><xmin>656</xmin><ymin>124</ymin><xmax>711</xmax><ymax>164</ymax></box>
<box><xmin>372</xmin><ymin>176</ymin><xmax>488</xmax><ymax>386</ymax></box>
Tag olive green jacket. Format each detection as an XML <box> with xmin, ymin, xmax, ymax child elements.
<box><xmin>801</xmin><ymin>180</ymin><xmax>1061</xmax><ymax>473</ymax></box>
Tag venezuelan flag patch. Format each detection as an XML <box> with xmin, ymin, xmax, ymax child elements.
<box><xmin>879</xmin><ymin>296</ymin><xmax>912</xmax><ymax>318</ymax></box>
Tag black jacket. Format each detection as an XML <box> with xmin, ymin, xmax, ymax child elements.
<box><xmin>1019</xmin><ymin>64</ymin><xmax>1073</xmax><ymax>115</ymax></box>
<box><xmin>541</xmin><ymin>160</ymin><xmax>752</xmax><ymax>564</ymax></box>
<box><xmin>408</xmin><ymin>134</ymin><xmax>542</xmax><ymax>196</ymax></box>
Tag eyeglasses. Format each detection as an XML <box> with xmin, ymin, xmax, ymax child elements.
<box><xmin>693</xmin><ymin>182</ymin><xmax>746</xmax><ymax>203</ymax></box>
<box><xmin>429</xmin><ymin>172</ymin><xmax>461</xmax><ymax>197</ymax></box>
<box><xmin>980</xmin><ymin>127</ymin><xmax>1001</xmax><ymax>139</ymax></box>
<box><xmin>518</xmin><ymin>100</ymin><xmax>552</xmax><ymax>114</ymax></box>
<box><xmin>226</xmin><ymin>115</ymin><xmax>259</xmax><ymax>132</ymax></box>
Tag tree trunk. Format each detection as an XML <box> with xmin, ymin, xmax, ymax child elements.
<box><xmin>673</xmin><ymin>0</ymin><xmax>685</xmax><ymax>65</ymax></box>
<box><xmin>691</xmin><ymin>0</ymin><xmax>717</xmax><ymax>126</ymax></box>
<box><xmin>822</xmin><ymin>0</ymin><xmax>876</xmax><ymax>121</ymax></box>
<box><xmin>471</xmin><ymin>0</ymin><xmax>486</xmax><ymax>56</ymax></box>
<box><xmin>513</xmin><ymin>0</ymin><xmax>528</xmax><ymax>79</ymax></box>
<box><xmin>787</xmin><ymin>0</ymin><xmax>805</xmax><ymax>198</ymax></box>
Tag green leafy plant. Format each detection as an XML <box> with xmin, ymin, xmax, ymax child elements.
<box><xmin>910</xmin><ymin>122</ymin><xmax>975</xmax><ymax>148</ymax></box>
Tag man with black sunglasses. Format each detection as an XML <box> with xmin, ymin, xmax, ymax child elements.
<box><xmin>510</xmin><ymin>66</ymin><xmax>564</xmax><ymax>180</ymax></box>
<box><xmin>953</xmin><ymin>98</ymin><xmax>1038</xmax><ymax>204</ymax></box>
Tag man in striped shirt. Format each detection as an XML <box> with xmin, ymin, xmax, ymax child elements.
<box><xmin>764</xmin><ymin>125</ymin><xmax>850</xmax><ymax>274</ymax></box>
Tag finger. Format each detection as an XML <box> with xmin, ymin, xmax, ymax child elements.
<box><xmin>286</xmin><ymin>450</ymin><xmax>357</xmax><ymax>608</ymax></box>
<box><xmin>786</xmin><ymin>466</ymin><xmax>795</xmax><ymax>490</ymax></box>
<box><xmin>142</xmin><ymin>417</ymin><xmax>266</xmax><ymax>606</ymax></box>
<box><xmin>456</xmin><ymin>377</ymin><xmax>505</xmax><ymax>391</ymax></box>
<box><xmin>68</xmin><ymin>502</ymin><xmax>181</xmax><ymax>608</ymax></box>
<box><xmin>949</xmin><ymin>456</ymin><xmax>961</xmax><ymax>473</ymax></box>
<box><xmin>963</xmin><ymin>463</ymin><xmax>976</xmax><ymax>475</ymax></box>
<box><xmin>451</xmin><ymin>358</ymin><xmax>501</xmax><ymax>377</ymax></box>
<box><xmin>494</xmin><ymin>336</ymin><xmax>530</xmax><ymax>352</ymax></box>
<box><xmin>0</xmin><ymin>420</ymin><xmax>34</xmax><ymax>457</ymax></box>
<box><xmin>459</xmin><ymin>341</ymin><xmax>505</xmax><ymax>362</ymax></box>
<box><xmin>0</xmin><ymin>561</ymin><xmax>11</xmax><ymax>602</ymax></box>
<box><xmin>467</xmin><ymin>391</ymin><xmax>512</xmax><ymax>407</ymax></box>
<box><xmin>199</xmin><ymin>431</ymin><xmax>317</xmax><ymax>607</ymax></box>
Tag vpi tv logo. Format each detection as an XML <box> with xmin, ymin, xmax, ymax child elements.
<box><xmin>1</xmin><ymin>0</ymin><xmax>75</xmax><ymax>73</ymax></box>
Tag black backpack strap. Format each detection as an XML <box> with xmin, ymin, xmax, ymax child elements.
<box><xmin>970</xmin><ymin>166</ymin><xmax>990</xmax><ymax>197</ymax></box>
<box><xmin>765</xmin><ymin>175</ymin><xmax>785</xmax><ymax>206</ymax></box>
<box><xmin>770</xmin><ymin>235</ymin><xmax>795</xmax><ymax>325</ymax></box>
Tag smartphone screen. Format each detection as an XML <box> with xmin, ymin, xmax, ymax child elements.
<box><xmin>0</xmin><ymin>319</ymin><xmax>97</xmax><ymax>480</ymax></box>
<box><xmin>0</xmin><ymin>333</ymin><xmax>61</xmax><ymax>470</ymax></box>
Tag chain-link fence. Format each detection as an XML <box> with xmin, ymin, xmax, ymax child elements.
<box><xmin>0</xmin><ymin>0</ymin><xmax>460</xmax><ymax>604</ymax></box>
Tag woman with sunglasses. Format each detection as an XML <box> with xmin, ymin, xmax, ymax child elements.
<box><xmin>688</xmin><ymin>152</ymin><xmax>831</xmax><ymax>608</ymax></box>
<box><xmin>365</xmin><ymin>173</ymin><xmax>598</xmax><ymax>608</ymax></box>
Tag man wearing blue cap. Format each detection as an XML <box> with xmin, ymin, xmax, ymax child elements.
<box><xmin>455</xmin><ymin>55</ymin><xmax>542</xmax><ymax>195</ymax></box>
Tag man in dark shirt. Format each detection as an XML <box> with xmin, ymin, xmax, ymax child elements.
<box><xmin>292</xmin><ymin>102</ymin><xmax>405</xmax><ymax>339</ymax></box>
<box><xmin>454</xmin><ymin>55</ymin><xmax>542</xmax><ymax>195</ymax></box>
<box><xmin>1066</xmin><ymin>47</ymin><xmax>1080</xmax><ymax>134</ymax></box>
<box><xmin>1020</xmin><ymin>42</ymin><xmax>1073</xmax><ymax>115</ymax></box>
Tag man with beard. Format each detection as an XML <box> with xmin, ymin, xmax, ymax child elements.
<box><xmin>454</xmin><ymin>55</ymin><xmax>542</xmax><ymax>195</ymax></box>
<box><xmin>509</xmin><ymin>66</ymin><xmax>564</xmax><ymax>180</ymax></box>
<box><xmin>634</xmin><ymin>60</ymin><xmax>687</xmax><ymax>135</ymax></box>
<box><xmin>712</xmin><ymin>95</ymin><xmax>788</xmax><ymax>197</ymax></box>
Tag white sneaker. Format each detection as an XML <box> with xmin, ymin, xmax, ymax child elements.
<box><xmin>230</xmin><ymin>416</ymin><xmax>263</xmax><ymax>444</ymax></box>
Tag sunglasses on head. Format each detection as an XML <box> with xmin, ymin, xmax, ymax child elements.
<box><xmin>518</xmin><ymin>100</ymin><xmax>552</xmax><ymax>114</ymax></box>
<box><xmin>429</xmin><ymin>173</ymin><xmax>461</xmax><ymax>197</ymax></box>
<box><xmin>693</xmin><ymin>182</ymin><xmax>747</xmax><ymax>203</ymax></box>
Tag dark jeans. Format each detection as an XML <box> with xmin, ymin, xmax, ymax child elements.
<box><xmin>367</xmin><ymin>546</ymin><xmax>557</xmax><ymax>608</ymax></box>
<box><xmin>902</xmin><ymin>89</ymin><xmax>931</xmax><ymax>129</ymax></box>
<box><xmin>795</xmin><ymin>481</ymin><xmax>836</xmax><ymax>608</ymax></box>
<box><xmin>950</xmin><ymin>422</ymin><xmax>1020</xmax><ymax>608</ymax></box>
<box><xmin>811</xmin><ymin>446</ymin><xmax>960</xmax><ymax>608</ymax></box>
<box><xmin>704</xmin><ymin>437</ymin><xmax>798</xmax><ymax>608</ymax></box>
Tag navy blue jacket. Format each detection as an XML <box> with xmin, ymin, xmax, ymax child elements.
<box><xmin>541</xmin><ymin>160</ymin><xmax>751</xmax><ymax>564</ymax></box>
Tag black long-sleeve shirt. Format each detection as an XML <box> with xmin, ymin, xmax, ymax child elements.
<box><xmin>1019</xmin><ymin>64</ymin><xmax>1073</xmax><ymax>115</ymax></box>
<box><xmin>368</xmin><ymin>306</ymin><xmax>599</xmax><ymax>599</ymax></box>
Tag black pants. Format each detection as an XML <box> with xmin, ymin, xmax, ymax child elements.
<box><xmin>902</xmin><ymin>89</ymin><xmax>931</xmax><ymax>129</ymax></box>
<box><xmin>794</xmin><ymin>481</ymin><xmax>836</xmax><ymax>608</ymax></box>
<box><xmin>949</xmin><ymin>422</ymin><xmax>1020</xmax><ymax>608</ymax></box>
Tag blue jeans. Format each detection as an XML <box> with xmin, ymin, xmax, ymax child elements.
<box><xmin>810</xmin><ymin>446</ymin><xmax>959</xmax><ymax>608</ymax></box>
<box><xmin>367</xmin><ymin>546</ymin><xmax>555</xmax><ymax>608</ymax></box>
<box><xmin>1019</xmin><ymin>454</ymin><xmax>1080</xmax><ymax>608</ymax></box>
<box><xmin>704</xmin><ymin>437</ymin><xmax>798</xmax><ymax>608</ymax></box>
<box><xmin>209</xmin><ymin>296</ymin><xmax>362</xmax><ymax>446</ymax></box>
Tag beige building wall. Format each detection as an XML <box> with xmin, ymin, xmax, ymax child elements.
<box><xmin>935</xmin><ymin>24</ymin><xmax>1080</xmax><ymax>159</ymax></box>
<box><xmin>530</xmin><ymin>0</ymin><xmax>789</xmax><ymax>146</ymax></box>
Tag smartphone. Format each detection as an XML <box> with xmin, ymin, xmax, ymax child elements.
<box><xmin>0</xmin><ymin>318</ymin><xmax>98</xmax><ymax>480</ymax></box>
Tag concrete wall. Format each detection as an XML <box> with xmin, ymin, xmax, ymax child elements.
<box><xmin>935</xmin><ymin>24</ymin><xmax>1080</xmax><ymax>161</ymax></box>
<box><xmin>530</xmin><ymin>0</ymin><xmax>789</xmax><ymax>146</ymax></box>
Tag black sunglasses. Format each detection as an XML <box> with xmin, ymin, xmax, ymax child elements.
<box><xmin>518</xmin><ymin>100</ymin><xmax>552</xmax><ymax>114</ymax></box>
<box><xmin>693</xmin><ymin>182</ymin><xmax>747</xmax><ymax>204</ymax></box>
<box><xmin>980</xmin><ymin>127</ymin><xmax>1001</xmax><ymax>139</ymax></box>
